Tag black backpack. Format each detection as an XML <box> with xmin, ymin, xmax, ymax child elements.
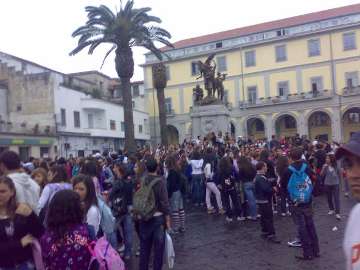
<box><xmin>109</xmin><ymin>182</ymin><xmax>128</xmax><ymax>218</ymax></box>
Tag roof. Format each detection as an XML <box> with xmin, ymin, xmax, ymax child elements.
<box><xmin>164</xmin><ymin>4</ymin><xmax>360</xmax><ymax>51</ymax></box>
<box><xmin>68</xmin><ymin>70</ymin><xmax>112</xmax><ymax>80</ymax></box>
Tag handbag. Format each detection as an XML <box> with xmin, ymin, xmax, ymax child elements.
<box><xmin>32</xmin><ymin>239</ymin><xmax>45</xmax><ymax>270</ymax></box>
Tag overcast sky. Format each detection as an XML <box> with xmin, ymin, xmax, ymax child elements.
<box><xmin>1</xmin><ymin>0</ymin><xmax>359</xmax><ymax>81</ymax></box>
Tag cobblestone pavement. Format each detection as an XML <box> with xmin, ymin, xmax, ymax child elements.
<box><xmin>129</xmin><ymin>194</ymin><xmax>355</xmax><ymax>270</ymax></box>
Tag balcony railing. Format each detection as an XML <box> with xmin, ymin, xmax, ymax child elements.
<box><xmin>343</xmin><ymin>86</ymin><xmax>360</xmax><ymax>96</ymax></box>
<box><xmin>166</xmin><ymin>109</ymin><xmax>175</xmax><ymax>116</ymax></box>
<box><xmin>0</xmin><ymin>122</ymin><xmax>56</xmax><ymax>136</ymax></box>
<box><xmin>239</xmin><ymin>90</ymin><xmax>332</xmax><ymax>109</ymax></box>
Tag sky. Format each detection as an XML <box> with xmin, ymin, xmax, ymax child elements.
<box><xmin>1</xmin><ymin>0</ymin><xmax>359</xmax><ymax>81</ymax></box>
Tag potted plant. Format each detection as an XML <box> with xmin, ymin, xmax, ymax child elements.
<box><xmin>21</xmin><ymin>122</ymin><xmax>27</xmax><ymax>128</ymax></box>
<box><xmin>44</xmin><ymin>125</ymin><xmax>50</xmax><ymax>134</ymax></box>
<box><xmin>33</xmin><ymin>124</ymin><xmax>39</xmax><ymax>134</ymax></box>
<box><xmin>300</xmin><ymin>92</ymin><xmax>306</xmax><ymax>99</ymax></box>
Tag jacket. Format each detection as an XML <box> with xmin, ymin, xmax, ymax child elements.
<box><xmin>8</xmin><ymin>172</ymin><xmax>40</xmax><ymax>214</ymax></box>
<box><xmin>254</xmin><ymin>174</ymin><xmax>273</xmax><ymax>203</ymax></box>
<box><xmin>145</xmin><ymin>175</ymin><xmax>170</xmax><ymax>216</ymax></box>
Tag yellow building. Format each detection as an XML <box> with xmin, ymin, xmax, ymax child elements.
<box><xmin>143</xmin><ymin>4</ymin><xmax>360</xmax><ymax>144</ymax></box>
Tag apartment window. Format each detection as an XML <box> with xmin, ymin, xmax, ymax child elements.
<box><xmin>343</xmin><ymin>32</ymin><xmax>356</xmax><ymax>51</ymax></box>
<box><xmin>110</xmin><ymin>120</ymin><xmax>116</xmax><ymax>130</ymax></box>
<box><xmin>121</xmin><ymin>121</ymin><xmax>125</xmax><ymax>132</ymax></box>
<box><xmin>144</xmin><ymin>119</ymin><xmax>149</xmax><ymax>134</ymax></box>
<box><xmin>247</xmin><ymin>86</ymin><xmax>257</xmax><ymax>104</ymax></box>
<box><xmin>19</xmin><ymin>147</ymin><xmax>30</xmax><ymax>162</ymax></box>
<box><xmin>132</xmin><ymin>100</ymin><xmax>135</xmax><ymax>108</ymax></box>
<box><xmin>308</xmin><ymin>39</ymin><xmax>321</xmax><ymax>57</ymax></box>
<box><xmin>60</xmin><ymin>108</ymin><xmax>66</xmax><ymax>126</ymax></box>
<box><xmin>132</xmin><ymin>85</ymin><xmax>140</xmax><ymax>97</ymax></box>
<box><xmin>40</xmin><ymin>147</ymin><xmax>49</xmax><ymax>158</ymax></box>
<box><xmin>217</xmin><ymin>56</ymin><xmax>227</xmax><ymax>72</ymax></box>
<box><xmin>139</xmin><ymin>124</ymin><xmax>143</xmax><ymax>134</ymax></box>
<box><xmin>245</xmin><ymin>51</ymin><xmax>256</xmax><ymax>67</ymax></box>
<box><xmin>310</xmin><ymin>77</ymin><xmax>323</xmax><ymax>93</ymax></box>
<box><xmin>165</xmin><ymin>97</ymin><xmax>172</xmax><ymax>114</ymax></box>
<box><xmin>74</xmin><ymin>111</ymin><xmax>80</xmax><ymax>128</ymax></box>
<box><xmin>278</xmin><ymin>81</ymin><xmax>289</xmax><ymax>97</ymax></box>
<box><xmin>16</xmin><ymin>104</ymin><xmax>22</xmax><ymax>112</ymax></box>
<box><xmin>191</xmin><ymin>62</ymin><xmax>200</xmax><ymax>76</ymax></box>
<box><xmin>216</xmin><ymin>42</ymin><xmax>223</xmax><ymax>48</ymax></box>
<box><xmin>223</xmin><ymin>90</ymin><xmax>229</xmax><ymax>104</ymax></box>
<box><xmin>78</xmin><ymin>150</ymin><xmax>85</xmax><ymax>157</ymax></box>
<box><xmin>165</xmin><ymin>66</ymin><xmax>170</xmax><ymax>81</ymax></box>
<box><xmin>348</xmin><ymin>112</ymin><xmax>360</xmax><ymax>123</ymax></box>
<box><xmin>275</xmin><ymin>45</ymin><xmax>287</xmax><ymax>62</ymax></box>
<box><xmin>88</xmin><ymin>114</ymin><xmax>94</xmax><ymax>129</ymax></box>
<box><xmin>345</xmin><ymin>71</ymin><xmax>359</xmax><ymax>88</ymax></box>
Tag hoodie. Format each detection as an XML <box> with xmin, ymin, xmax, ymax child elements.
<box><xmin>8</xmin><ymin>172</ymin><xmax>40</xmax><ymax>214</ymax></box>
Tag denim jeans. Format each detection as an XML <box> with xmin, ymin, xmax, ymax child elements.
<box><xmin>119</xmin><ymin>213</ymin><xmax>133</xmax><ymax>257</ymax></box>
<box><xmin>222</xmin><ymin>189</ymin><xmax>241</xmax><ymax>218</ymax></box>
<box><xmin>0</xmin><ymin>261</ymin><xmax>35</xmax><ymax>270</ymax></box>
<box><xmin>325</xmin><ymin>184</ymin><xmax>340</xmax><ymax>214</ymax></box>
<box><xmin>191</xmin><ymin>174</ymin><xmax>204</xmax><ymax>204</ymax></box>
<box><xmin>243</xmin><ymin>181</ymin><xmax>257</xmax><ymax>218</ymax></box>
<box><xmin>139</xmin><ymin>215</ymin><xmax>166</xmax><ymax>270</ymax></box>
<box><xmin>293</xmin><ymin>204</ymin><xmax>320</xmax><ymax>257</ymax></box>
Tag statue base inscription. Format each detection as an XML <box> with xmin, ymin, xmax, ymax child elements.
<box><xmin>191</xmin><ymin>103</ymin><xmax>230</xmax><ymax>138</ymax></box>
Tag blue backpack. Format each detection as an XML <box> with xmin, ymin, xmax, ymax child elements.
<box><xmin>287</xmin><ymin>163</ymin><xmax>313</xmax><ymax>204</ymax></box>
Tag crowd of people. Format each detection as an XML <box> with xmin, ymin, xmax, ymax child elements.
<box><xmin>0</xmin><ymin>130</ymin><xmax>358</xmax><ymax>270</ymax></box>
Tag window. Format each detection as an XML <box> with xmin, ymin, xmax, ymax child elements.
<box><xmin>110</xmin><ymin>120</ymin><xmax>116</xmax><ymax>130</ymax></box>
<box><xmin>40</xmin><ymin>147</ymin><xmax>49</xmax><ymax>158</ymax></box>
<box><xmin>132</xmin><ymin>85</ymin><xmax>140</xmax><ymax>97</ymax></box>
<box><xmin>223</xmin><ymin>90</ymin><xmax>229</xmax><ymax>104</ymax></box>
<box><xmin>88</xmin><ymin>114</ymin><xmax>94</xmax><ymax>129</ymax></box>
<box><xmin>216</xmin><ymin>42</ymin><xmax>223</xmax><ymax>48</ymax></box>
<box><xmin>308</xmin><ymin>39</ymin><xmax>320</xmax><ymax>56</ymax></box>
<box><xmin>121</xmin><ymin>121</ymin><xmax>125</xmax><ymax>132</ymax></box>
<box><xmin>165</xmin><ymin>98</ymin><xmax>172</xmax><ymax>114</ymax></box>
<box><xmin>216</xmin><ymin>56</ymin><xmax>227</xmax><ymax>72</ymax></box>
<box><xmin>19</xmin><ymin>147</ymin><xmax>30</xmax><ymax>162</ymax></box>
<box><xmin>284</xmin><ymin>116</ymin><xmax>296</xmax><ymax>129</ymax></box>
<box><xmin>74</xmin><ymin>111</ymin><xmax>80</xmax><ymax>128</ymax></box>
<box><xmin>310</xmin><ymin>113</ymin><xmax>329</xmax><ymax>127</ymax></box>
<box><xmin>255</xmin><ymin>119</ymin><xmax>264</xmax><ymax>131</ymax></box>
<box><xmin>132</xmin><ymin>100</ymin><xmax>135</xmax><ymax>108</ymax></box>
<box><xmin>345</xmin><ymin>71</ymin><xmax>359</xmax><ymax>88</ymax></box>
<box><xmin>348</xmin><ymin>112</ymin><xmax>360</xmax><ymax>123</ymax></box>
<box><xmin>144</xmin><ymin>119</ymin><xmax>149</xmax><ymax>134</ymax></box>
<box><xmin>139</xmin><ymin>124</ymin><xmax>143</xmax><ymax>133</ymax></box>
<box><xmin>191</xmin><ymin>62</ymin><xmax>200</xmax><ymax>76</ymax></box>
<box><xmin>78</xmin><ymin>150</ymin><xmax>85</xmax><ymax>157</ymax></box>
<box><xmin>245</xmin><ymin>51</ymin><xmax>256</xmax><ymax>67</ymax></box>
<box><xmin>343</xmin><ymin>32</ymin><xmax>356</xmax><ymax>51</ymax></box>
<box><xmin>16</xmin><ymin>104</ymin><xmax>22</xmax><ymax>112</ymax></box>
<box><xmin>165</xmin><ymin>66</ymin><xmax>170</xmax><ymax>81</ymax></box>
<box><xmin>278</xmin><ymin>81</ymin><xmax>289</xmax><ymax>97</ymax></box>
<box><xmin>60</xmin><ymin>108</ymin><xmax>66</xmax><ymax>126</ymax></box>
<box><xmin>310</xmin><ymin>76</ymin><xmax>323</xmax><ymax>92</ymax></box>
<box><xmin>247</xmin><ymin>86</ymin><xmax>257</xmax><ymax>104</ymax></box>
<box><xmin>275</xmin><ymin>45</ymin><xmax>287</xmax><ymax>62</ymax></box>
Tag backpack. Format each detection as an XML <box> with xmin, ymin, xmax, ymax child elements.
<box><xmin>287</xmin><ymin>163</ymin><xmax>313</xmax><ymax>204</ymax></box>
<box><xmin>133</xmin><ymin>177</ymin><xmax>162</xmax><ymax>221</ymax></box>
<box><xmin>108</xmin><ymin>183</ymin><xmax>128</xmax><ymax>219</ymax></box>
<box><xmin>88</xmin><ymin>236</ymin><xmax>125</xmax><ymax>270</ymax></box>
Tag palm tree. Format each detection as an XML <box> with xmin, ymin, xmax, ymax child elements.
<box><xmin>152</xmin><ymin>63</ymin><xmax>168</xmax><ymax>146</ymax></box>
<box><xmin>70</xmin><ymin>0</ymin><xmax>172</xmax><ymax>153</ymax></box>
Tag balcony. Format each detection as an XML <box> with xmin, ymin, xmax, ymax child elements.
<box><xmin>166</xmin><ymin>109</ymin><xmax>175</xmax><ymax>116</ymax></box>
<box><xmin>0</xmin><ymin>121</ymin><xmax>56</xmax><ymax>136</ymax></box>
<box><xmin>239</xmin><ymin>90</ymin><xmax>332</xmax><ymax>109</ymax></box>
<box><xmin>81</xmin><ymin>98</ymin><xmax>106</xmax><ymax>111</ymax></box>
<box><xmin>342</xmin><ymin>86</ymin><xmax>360</xmax><ymax>96</ymax></box>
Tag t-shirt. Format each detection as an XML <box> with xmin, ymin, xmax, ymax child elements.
<box><xmin>344</xmin><ymin>203</ymin><xmax>360</xmax><ymax>270</ymax></box>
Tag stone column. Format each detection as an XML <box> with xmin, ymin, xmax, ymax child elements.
<box><xmin>265</xmin><ymin>114</ymin><xmax>274</xmax><ymax>141</ymax></box>
<box><xmin>297</xmin><ymin>111</ymin><xmax>308</xmax><ymax>138</ymax></box>
<box><xmin>236</xmin><ymin>118</ymin><xmax>245</xmax><ymax>138</ymax></box>
<box><xmin>332</xmin><ymin>107</ymin><xmax>343</xmax><ymax>142</ymax></box>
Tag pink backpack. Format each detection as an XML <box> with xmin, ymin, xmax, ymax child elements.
<box><xmin>88</xmin><ymin>236</ymin><xmax>125</xmax><ymax>270</ymax></box>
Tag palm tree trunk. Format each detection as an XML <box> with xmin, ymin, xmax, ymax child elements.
<box><xmin>115</xmin><ymin>46</ymin><xmax>136</xmax><ymax>153</ymax></box>
<box><xmin>156</xmin><ymin>87</ymin><xmax>168</xmax><ymax>146</ymax></box>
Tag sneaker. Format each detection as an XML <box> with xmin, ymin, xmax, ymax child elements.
<box><xmin>345</xmin><ymin>192</ymin><xmax>349</xmax><ymax>197</ymax></box>
<box><xmin>273</xmin><ymin>210</ymin><xmax>278</xmax><ymax>214</ymax></box>
<box><xmin>287</xmin><ymin>240</ymin><xmax>302</xmax><ymax>248</ymax></box>
<box><xmin>267</xmin><ymin>235</ymin><xmax>281</xmax><ymax>244</ymax></box>
<box><xmin>247</xmin><ymin>216</ymin><xmax>257</xmax><ymax>221</ymax></box>
<box><xmin>257</xmin><ymin>214</ymin><xmax>261</xmax><ymax>218</ymax></box>
<box><xmin>237</xmin><ymin>216</ymin><xmax>246</xmax><ymax>221</ymax></box>
<box><xmin>225</xmin><ymin>217</ymin><xmax>233</xmax><ymax>222</ymax></box>
<box><xmin>219</xmin><ymin>208</ymin><xmax>226</xmax><ymax>215</ymax></box>
<box><xmin>336</xmin><ymin>214</ymin><xmax>341</xmax><ymax>220</ymax></box>
<box><xmin>135</xmin><ymin>248</ymin><xmax>140</xmax><ymax>257</ymax></box>
<box><xmin>207</xmin><ymin>208</ymin><xmax>215</xmax><ymax>214</ymax></box>
<box><xmin>328</xmin><ymin>210</ymin><xmax>335</xmax><ymax>215</ymax></box>
<box><xmin>281</xmin><ymin>213</ymin><xmax>287</xmax><ymax>217</ymax></box>
<box><xmin>117</xmin><ymin>244</ymin><xmax>125</xmax><ymax>253</ymax></box>
<box><xmin>286</xmin><ymin>211</ymin><xmax>291</xmax><ymax>216</ymax></box>
<box><xmin>295</xmin><ymin>255</ymin><xmax>313</xmax><ymax>261</ymax></box>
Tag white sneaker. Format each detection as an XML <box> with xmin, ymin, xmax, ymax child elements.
<box><xmin>237</xmin><ymin>216</ymin><xmax>246</xmax><ymax>221</ymax></box>
<box><xmin>281</xmin><ymin>213</ymin><xmax>287</xmax><ymax>217</ymax></box>
<box><xmin>225</xmin><ymin>217</ymin><xmax>233</xmax><ymax>222</ymax></box>
<box><xmin>328</xmin><ymin>210</ymin><xmax>335</xmax><ymax>215</ymax></box>
<box><xmin>336</xmin><ymin>214</ymin><xmax>341</xmax><ymax>220</ymax></box>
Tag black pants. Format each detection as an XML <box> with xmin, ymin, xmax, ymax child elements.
<box><xmin>258</xmin><ymin>202</ymin><xmax>275</xmax><ymax>236</ymax></box>
<box><xmin>325</xmin><ymin>185</ymin><xmax>340</xmax><ymax>214</ymax></box>
<box><xmin>223</xmin><ymin>189</ymin><xmax>241</xmax><ymax>218</ymax></box>
<box><xmin>293</xmin><ymin>205</ymin><xmax>320</xmax><ymax>258</ymax></box>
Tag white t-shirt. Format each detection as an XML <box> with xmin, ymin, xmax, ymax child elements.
<box><xmin>87</xmin><ymin>205</ymin><xmax>101</xmax><ymax>235</ymax></box>
<box><xmin>344</xmin><ymin>203</ymin><xmax>360</xmax><ymax>270</ymax></box>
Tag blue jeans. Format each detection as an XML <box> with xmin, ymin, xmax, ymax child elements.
<box><xmin>243</xmin><ymin>181</ymin><xmax>257</xmax><ymax>218</ymax></box>
<box><xmin>0</xmin><ymin>261</ymin><xmax>35</xmax><ymax>270</ymax></box>
<box><xmin>191</xmin><ymin>174</ymin><xmax>204</xmax><ymax>204</ymax></box>
<box><xmin>119</xmin><ymin>213</ymin><xmax>133</xmax><ymax>257</ymax></box>
<box><xmin>139</xmin><ymin>216</ymin><xmax>166</xmax><ymax>270</ymax></box>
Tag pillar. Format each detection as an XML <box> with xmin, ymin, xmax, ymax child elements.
<box><xmin>332</xmin><ymin>107</ymin><xmax>343</xmax><ymax>142</ymax></box>
<box><xmin>265</xmin><ymin>114</ymin><xmax>274</xmax><ymax>141</ymax></box>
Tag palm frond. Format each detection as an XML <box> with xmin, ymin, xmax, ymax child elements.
<box><xmin>101</xmin><ymin>45</ymin><xmax>117</xmax><ymax>68</ymax></box>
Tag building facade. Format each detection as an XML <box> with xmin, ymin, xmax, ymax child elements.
<box><xmin>143</xmin><ymin>4</ymin><xmax>360</xmax><ymax>145</ymax></box>
<box><xmin>0</xmin><ymin>52</ymin><xmax>149</xmax><ymax>160</ymax></box>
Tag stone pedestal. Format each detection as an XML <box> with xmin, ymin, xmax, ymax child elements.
<box><xmin>191</xmin><ymin>104</ymin><xmax>231</xmax><ymax>138</ymax></box>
